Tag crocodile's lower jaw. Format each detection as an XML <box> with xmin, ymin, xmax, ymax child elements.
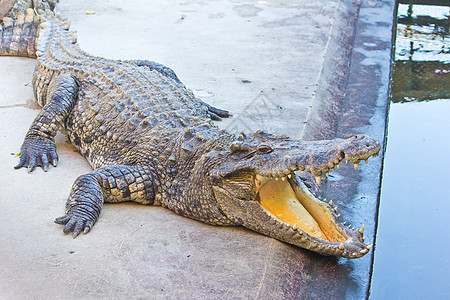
<box><xmin>256</xmin><ymin>175</ymin><xmax>345</xmax><ymax>242</ymax></box>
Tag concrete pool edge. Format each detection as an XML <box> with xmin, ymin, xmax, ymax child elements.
<box><xmin>327</xmin><ymin>0</ymin><xmax>395</xmax><ymax>297</ymax></box>
<box><xmin>301</xmin><ymin>0</ymin><xmax>395</xmax><ymax>297</ymax></box>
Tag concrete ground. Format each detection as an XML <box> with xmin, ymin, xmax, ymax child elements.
<box><xmin>0</xmin><ymin>0</ymin><xmax>394</xmax><ymax>298</ymax></box>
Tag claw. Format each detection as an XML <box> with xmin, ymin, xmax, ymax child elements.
<box><xmin>208</xmin><ymin>111</ymin><xmax>222</xmax><ymax>121</ymax></box>
<box><xmin>54</xmin><ymin>215</ymin><xmax>70</xmax><ymax>225</ymax></box>
<box><xmin>72</xmin><ymin>219</ymin><xmax>85</xmax><ymax>238</ymax></box>
<box><xmin>28</xmin><ymin>164</ymin><xmax>37</xmax><ymax>173</ymax></box>
<box><xmin>63</xmin><ymin>217</ymin><xmax>78</xmax><ymax>234</ymax></box>
<box><xmin>14</xmin><ymin>154</ymin><xmax>26</xmax><ymax>169</ymax></box>
<box><xmin>83</xmin><ymin>225</ymin><xmax>92</xmax><ymax>234</ymax></box>
<box><xmin>204</xmin><ymin>102</ymin><xmax>232</xmax><ymax>120</ymax></box>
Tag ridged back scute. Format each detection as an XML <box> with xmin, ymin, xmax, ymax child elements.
<box><xmin>0</xmin><ymin>8</ymin><xmax>75</xmax><ymax>58</ymax></box>
<box><xmin>0</xmin><ymin>8</ymin><xmax>43</xmax><ymax>57</ymax></box>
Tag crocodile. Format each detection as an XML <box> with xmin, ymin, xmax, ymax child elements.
<box><xmin>0</xmin><ymin>7</ymin><xmax>381</xmax><ymax>258</ymax></box>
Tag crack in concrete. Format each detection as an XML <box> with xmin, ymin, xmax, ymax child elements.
<box><xmin>0</xmin><ymin>103</ymin><xmax>29</xmax><ymax>109</ymax></box>
<box><xmin>0</xmin><ymin>99</ymin><xmax>40</xmax><ymax>110</ymax></box>
<box><xmin>254</xmin><ymin>239</ymin><xmax>275</xmax><ymax>299</ymax></box>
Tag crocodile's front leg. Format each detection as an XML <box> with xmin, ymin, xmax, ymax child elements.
<box><xmin>15</xmin><ymin>74</ymin><xmax>78</xmax><ymax>172</ymax></box>
<box><xmin>55</xmin><ymin>165</ymin><xmax>157</xmax><ymax>237</ymax></box>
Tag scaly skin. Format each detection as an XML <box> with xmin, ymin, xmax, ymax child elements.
<box><xmin>1</xmin><ymin>8</ymin><xmax>380</xmax><ymax>258</ymax></box>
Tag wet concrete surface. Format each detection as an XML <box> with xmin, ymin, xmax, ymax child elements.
<box><xmin>0</xmin><ymin>0</ymin><xmax>393</xmax><ymax>298</ymax></box>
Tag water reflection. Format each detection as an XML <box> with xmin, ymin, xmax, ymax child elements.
<box><xmin>370</xmin><ymin>3</ymin><xmax>450</xmax><ymax>299</ymax></box>
<box><xmin>392</xmin><ymin>60</ymin><xmax>449</xmax><ymax>102</ymax></box>
<box><xmin>392</xmin><ymin>4</ymin><xmax>449</xmax><ymax>103</ymax></box>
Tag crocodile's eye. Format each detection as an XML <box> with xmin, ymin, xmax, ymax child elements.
<box><xmin>257</xmin><ymin>144</ymin><xmax>273</xmax><ymax>154</ymax></box>
<box><xmin>230</xmin><ymin>141</ymin><xmax>251</xmax><ymax>154</ymax></box>
<box><xmin>351</xmin><ymin>135</ymin><xmax>363</xmax><ymax>141</ymax></box>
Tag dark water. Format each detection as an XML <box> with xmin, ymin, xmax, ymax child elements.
<box><xmin>370</xmin><ymin>4</ymin><xmax>450</xmax><ymax>299</ymax></box>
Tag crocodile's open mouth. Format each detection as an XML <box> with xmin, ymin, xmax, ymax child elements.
<box><xmin>255</xmin><ymin>174</ymin><xmax>346</xmax><ymax>243</ymax></box>
<box><xmin>255</xmin><ymin>174</ymin><xmax>347</xmax><ymax>243</ymax></box>
<box><xmin>212</xmin><ymin>134</ymin><xmax>380</xmax><ymax>258</ymax></box>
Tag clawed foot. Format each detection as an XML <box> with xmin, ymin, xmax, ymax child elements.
<box><xmin>14</xmin><ymin>137</ymin><xmax>58</xmax><ymax>172</ymax></box>
<box><xmin>204</xmin><ymin>103</ymin><xmax>232</xmax><ymax>121</ymax></box>
<box><xmin>55</xmin><ymin>201</ymin><xmax>100</xmax><ymax>238</ymax></box>
<box><xmin>55</xmin><ymin>214</ymin><xmax>95</xmax><ymax>238</ymax></box>
<box><xmin>54</xmin><ymin>175</ymin><xmax>103</xmax><ymax>238</ymax></box>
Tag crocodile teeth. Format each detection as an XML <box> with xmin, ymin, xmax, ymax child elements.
<box><xmin>359</xmin><ymin>224</ymin><xmax>365</xmax><ymax>235</ymax></box>
<box><xmin>360</xmin><ymin>249</ymin><xmax>369</xmax><ymax>255</ymax></box>
<box><xmin>365</xmin><ymin>159</ymin><xmax>368</xmax><ymax>163</ymax></box>
<box><xmin>336</xmin><ymin>163</ymin><xmax>340</xmax><ymax>169</ymax></box>
<box><xmin>366</xmin><ymin>243</ymin><xmax>373</xmax><ymax>249</ymax></box>
<box><xmin>281</xmin><ymin>177</ymin><xmax>285</xmax><ymax>181</ymax></box>
<box><xmin>339</xmin><ymin>242</ymin><xmax>344</xmax><ymax>250</ymax></box>
<box><xmin>315</xmin><ymin>175</ymin><xmax>321</xmax><ymax>185</ymax></box>
<box><xmin>354</xmin><ymin>162</ymin><xmax>359</xmax><ymax>170</ymax></box>
<box><xmin>287</xmin><ymin>173</ymin><xmax>292</xmax><ymax>179</ymax></box>
<box><xmin>329</xmin><ymin>200</ymin><xmax>333</xmax><ymax>206</ymax></box>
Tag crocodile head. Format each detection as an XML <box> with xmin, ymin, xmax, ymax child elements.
<box><xmin>210</xmin><ymin>131</ymin><xmax>380</xmax><ymax>258</ymax></box>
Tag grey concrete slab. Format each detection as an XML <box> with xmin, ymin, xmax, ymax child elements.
<box><xmin>0</xmin><ymin>0</ymin><xmax>393</xmax><ymax>298</ymax></box>
<box><xmin>0</xmin><ymin>0</ymin><xmax>14</xmax><ymax>18</ymax></box>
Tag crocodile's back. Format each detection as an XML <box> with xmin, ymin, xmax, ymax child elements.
<box><xmin>62</xmin><ymin>59</ymin><xmax>211</xmax><ymax>168</ymax></box>
<box><xmin>31</xmin><ymin>14</ymin><xmax>213</xmax><ymax>168</ymax></box>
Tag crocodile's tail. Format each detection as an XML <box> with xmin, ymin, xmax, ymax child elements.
<box><xmin>0</xmin><ymin>8</ymin><xmax>43</xmax><ymax>58</ymax></box>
